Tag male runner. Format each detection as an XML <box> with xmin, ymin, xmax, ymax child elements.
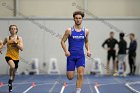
<box><xmin>61</xmin><ymin>11</ymin><xmax>91</xmax><ymax>93</ymax></box>
<box><xmin>0</xmin><ymin>25</ymin><xmax>23</xmax><ymax>92</ymax></box>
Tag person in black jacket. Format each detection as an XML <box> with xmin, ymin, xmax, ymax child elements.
<box><xmin>113</xmin><ymin>33</ymin><xmax>127</xmax><ymax>76</ymax></box>
<box><xmin>128</xmin><ymin>33</ymin><xmax>137</xmax><ymax>75</ymax></box>
<box><xmin>102</xmin><ymin>32</ymin><xmax>118</xmax><ymax>75</ymax></box>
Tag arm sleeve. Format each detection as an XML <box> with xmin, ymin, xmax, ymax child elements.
<box><xmin>102</xmin><ymin>39</ymin><xmax>107</xmax><ymax>48</ymax></box>
<box><xmin>130</xmin><ymin>41</ymin><xmax>137</xmax><ymax>51</ymax></box>
<box><xmin>116</xmin><ymin>39</ymin><xmax>119</xmax><ymax>45</ymax></box>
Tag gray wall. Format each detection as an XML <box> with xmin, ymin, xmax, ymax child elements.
<box><xmin>0</xmin><ymin>0</ymin><xmax>140</xmax><ymax>17</ymax></box>
<box><xmin>0</xmin><ymin>18</ymin><xmax>140</xmax><ymax>75</ymax></box>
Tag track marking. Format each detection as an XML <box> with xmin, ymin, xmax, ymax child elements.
<box><xmin>94</xmin><ymin>86</ymin><xmax>100</xmax><ymax>93</ymax></box>
<box><xmin>22</xmin><ymin>82</ymin><xmax>36</xmax><ymax>93</ymax></box>
<box><xmin>48</xmin><ymin>81</ymin><xmax>58</xmax><ymax>93</ymax></box>
<box><xmin>113</xmin><ymin>77</ymin><xmax>122</xmax><ymax>83</ymax></box>
<box><xmin>125</xmin><ymin>81</ymin><xmax>140</xmax><ymax>93</ymax></box>
<box><xmin>0</xmin><ymin>82</ymin><xmax>4</xmax><ymax>87</ymax></box>
<box><xmin>22</xmin><ymin>86</ymin><xmax>33</xmax><ymax>93</ymax></box>
<box><xmin>60</xmin><ymin>82</ymin><xmax>67</xmax><ymax>93</ymax></box>
<box><xmin>86</xmin><ymin>77</ymin><xmax>94</xmax><ymax>93</ymax></box>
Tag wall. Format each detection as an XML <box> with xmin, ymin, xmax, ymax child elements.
<box><xmin>0</xmin><ymin>0</ymin><xmax>14</xmax><ymax>16</ymax></box>
<box><xmin>88</xmin><ymin>0</ymin><xmax>140</xmax><ymax>16</ymax></box>
<box><xmin>0</xmin><ymin>0</ymin><xmax>140</xmax><ymax>17</ymax></box>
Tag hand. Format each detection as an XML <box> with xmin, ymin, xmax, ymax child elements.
<box><xmin>13</xmin><ymin>40</ymin><xmax>18</xmax><ymax>44</ymax></box>
<box><xmin>87</xmin><ymin>51</ymin><xmax>91</xmax><ymax>57</ymax></box>
<box><xmin>113</xmin><ymin>48</ymin><xmax>116</xmax><ymax>51</ymax></box>
<box><xmin>65</xmin><ymin>51</ymin><xmax>70</xmax><ymax>57</ymax></box>
<box><xmin>13</xmin><ymin>37</ymin><xmax>18</xmax><ymax>44</ymax></box>
<box><xmin>0</xmin><ymin>50</ymin><xmax>2</xmax><ymax>54</ymax></box>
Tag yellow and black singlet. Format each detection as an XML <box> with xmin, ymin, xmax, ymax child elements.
<box><xmin>6</xmin><ymin>36</ymin><xmax>20</xmax><ymax>60</ymax></box>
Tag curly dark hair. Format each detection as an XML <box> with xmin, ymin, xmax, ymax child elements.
<box><xmin>73</xmin><ymin>11</ymin><xmax>85</xmax><ymax>18</ymax></box>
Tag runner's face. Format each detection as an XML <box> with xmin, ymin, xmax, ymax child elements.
<box><xmin>10</xmin><ymin>26</ymin><xmax>17</xmax><ymax>35</ymax></box>
<box><xmin>74</xmin><ymin>15</ymin><xmax>83</xmax><ymax>26</ymax></box>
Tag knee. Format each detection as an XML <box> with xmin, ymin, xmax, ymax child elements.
<box><xmin>67</xmin><ymin>75</ymin><xmax>74</xmax><ymax>80</ymax></box>
<box><xmin>10</xmin><ymin>66</ymin><xmax>15</xmax><ymax>70</ymax></box>
<box><xmin>67</xmin><ymin>73</ymin><xmax>74</xmax><ymax>80</ymax></box>
<box><xmin>68</xmin><ymin>77</ymin><xmax>73</xmax><ymax>80</ymax></box>
<box><xmin>77</xmin><ymin>72</ymin><xmax>84</xmax><ymax>79</ymax></box>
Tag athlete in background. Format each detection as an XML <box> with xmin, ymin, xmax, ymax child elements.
<box><xmin>128</xmin><ymin>33</ymin><xmax>137</xmax><ymax>75</ymax></box>
<box><xmin>113</xmin><ymin>33</ymin><xmax>127</xmax><ymax>76</ymax></box>
<box><xmin>102</xmin><ymin>32</ymin><xmax>118</xmax><ymax>75</ymax></box>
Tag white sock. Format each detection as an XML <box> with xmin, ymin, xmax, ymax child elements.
<box><xmin>10</xmin><ymin>76</ymin><xmax>13</xmax><ymax>80</ymax></box>
<box><xmin>76</xmin><ymin>88</ymin><xmax>81</xmax><ymax>93</ymax></box>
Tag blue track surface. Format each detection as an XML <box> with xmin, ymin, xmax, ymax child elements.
<box><xmin>0</xmin><ymin>75</ymin><xmax>140</xmax><ymax>93</ymax></box>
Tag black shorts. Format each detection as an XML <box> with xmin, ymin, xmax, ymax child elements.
<box><xmin>5</xmin><ymin>57</ymin><xmax>19</xmax><ymax>69</ymax></box>
<box><xmin>107</xmin><ymin>52</ymin><xmax>116</xmax><ymax>61</ymax></box>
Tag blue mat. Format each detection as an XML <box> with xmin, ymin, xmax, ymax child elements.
<box><xmin>0</xmin><ymin>75</ymin><xmax>140</xmax><ymax>93</ymax></box>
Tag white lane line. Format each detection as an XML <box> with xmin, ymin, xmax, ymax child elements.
<box><xmin>4</xmin><ymin>81</ymin><xmax>123</xmax><ymax>87</ymax></box>
<box><xmin>22</xmin><ymin>82</ymin><xmax>36</xmax><ymax>93</ymax></box>
<box><xmin>99</xmin><ymin>82</ymin><xmax>122</xmax><ymax>86</ymax></box>
<box><xmin>113</xmin><ymin>77</ymin><xmax>122</xmax><ymax>83</ymax></box>
<box><xmin>94</xmin><ymin>86</ymin><xmax>100</xmax><ymax>93</ymax></box>
<box><xmin>48</xmin><ymin>81</ymin><xmax>58</xmax><ymax>93</ymax></box>
<box><xmin>60</xmin><ymin>82</ymin><xmax>67</xmax><ymax>93</ymax></box>
<box><xmin>22</xmin><ymin>86</ymin><xmax>33</xmax><ymax>93</ymax></box>
<box><xmin>60</xmin><ymin>86</ymin><xmax>65</xmax><ymax>93</ymax></box>
<box><xmin>125</xmin><ymin>81</ymin><xmax>140</xmax><ymax>93</ymax></box>
<box><xmin>0</xmin><ymin>81</ymin><xmax>124</xmax><ymax>88</ymax></box>
<box><xmin>86</xmin><ymin>77</ymin><xmax>94</xmax><ymax>93</ymax></box>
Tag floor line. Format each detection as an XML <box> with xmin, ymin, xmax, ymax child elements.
<box><xmin>125</xmin><ymin>81</ymin><xmax>140</xmax><ymax>93</ymax></box>
<box><xmin>48</xmin><ymin>81</ymin><xmax>58</xmax><ymax>93</ymax></box>
<box><xmin>94</xmin><ymin>86</ymin><xmax>100</xmax><ymax>93</ymax></box>
<box><xmin>22</xmin><ymin>86</ymin><xmax>33</xmax><ymax>93</ymax></box>
<box><xmin>86</xmin><ymin>76</ymin><xmax>94</xmax><ymax>93</ymax></box>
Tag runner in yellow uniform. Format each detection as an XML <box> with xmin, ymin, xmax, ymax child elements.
<box><xmin>0</xmin><ymin>25</ymin><xmax>23</xmax><ymax>92</ymax></box>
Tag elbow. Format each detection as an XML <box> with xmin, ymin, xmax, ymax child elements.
<box><xmin>102</xmin><ymin>46</ymin><xmax>104</xmax><ymax>48</ymax></box>
<box><xmin>101</xmin><ymin>44</ymin><xmax>103</xmax><ymax>48</ymax></box>
<box><xmin>20</xmin><ymin>49</ymin><xmax>23</xmax><ymax>51</ymax></box>
<box><xmin>20</xmin><ymin>47</ymin><xmax>24</xmax><ymax>51</ymax></box>
<box><xmin>102</xmin><ymin>43</ymin><xmax>104</xmax><ymax>47</ymax></box>
<box><xmin>61</xmin><ymin>40</ymin><xmax>65</xmax><ymax>46</ymax></box>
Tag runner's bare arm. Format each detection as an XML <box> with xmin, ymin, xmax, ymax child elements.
<box><xmin>85</xmin><ymin>29</ymin><xmax>91</xmax><ymax>57</ymax></box>
<box><xmin>61</xmin><ymin>28</ymin><xmax>71</xmax><ymax>53</ymax></box>
<box><xmin>16</xmin><ymin>37</ymin><xmax>24</xmax><ymax>51</ymax></box>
